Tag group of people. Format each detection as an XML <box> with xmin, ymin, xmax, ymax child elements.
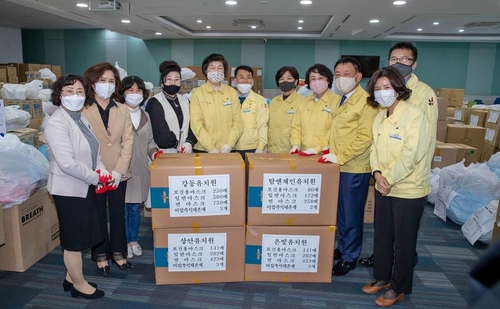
<box><xmin>43</xmin><ymin>41</ymin><xmax>437</xmax><ymax>306</ymax></box>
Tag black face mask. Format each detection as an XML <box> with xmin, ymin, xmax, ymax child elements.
<box><xmin>391</xmin><ymin>62</ymin><xmax>412</xmax><ymax>78</ymax></box>
<box><xmin>162</xmin><ymin>84</ymin><xmax>180</xmax><ymax>95</ymax></box>
<box><xmin>279</xmin><ymin>81</ymin><xmax>296</xmax><ymax>93</ymax></box>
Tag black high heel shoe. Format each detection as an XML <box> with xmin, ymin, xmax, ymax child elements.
<box><xmin>63</xmin><ymin>279</ymin><xmax>97</xmax><ymax>292</ymax></box>
<box><xmin>70</xmin><ymin>285</ymin><xmax>105</xmax><ymax>299</ymax></box>
<box><xmin>112</xmin><ymin>259</ymin><xmax>132</xmax><ymax>270</ymax></box>
<box><xmin>96</xmin><ymin>265</ymin><xmax>110</xmax><ymax>276</ymax></box>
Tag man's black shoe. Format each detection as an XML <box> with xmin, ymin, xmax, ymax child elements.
<box><xmin>333</xmin><ymin>248</ymin><xmax>342</xmax><ymax>261</ymax></box>
<box><xmin>332</xmin><ymin>259</ymin><xmax>356</xmax><ymax>276</ymax></box>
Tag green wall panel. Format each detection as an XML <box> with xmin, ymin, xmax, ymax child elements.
<box><xmin>193</xmin><ymin>39</ymin><xmax>242</xmax><ymax>70</ymax></box>
<box><xmin>126</xmin><ymin>37</ymin><xmax>171</xmax><ymax>85</ymax></box>
<box><xmin>491</xmin><ymin>44</ymin><xmax>500</xmax><ymax>97</ymax></box>
<box><xmin>263</xmin><ymin>39</ymin><xmax>315</xmax><ymax>89</ymax></box>
<box><xmin>63</xmin><ymin>29</ymin><xmax>107</xmax><ymax>75</ymax></box>
<box><xmin>22</xmin><ymin>30</ymin><xmax>45</xmax><ymax>64</ymax></box>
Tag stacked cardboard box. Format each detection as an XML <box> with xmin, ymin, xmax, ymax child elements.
<box><xmin>483</xmin><ymin>109</ymin><xmax>500</xmax><ymax>161</ymax></box>
<box><xmin>245</xmin><ymin>153</ymin><xmax>338</xmax><ymax>282</ymax></box>
<box><xmin>150</xmin><ymin>153</ymin><xmax>246</xmax><ymax>284</ymax></box>
<box><xmin>437</xmin><ymin>97</ymin><xmax>448</xmax><ymax>142</ymax></box>
<box><xmin>432</xmin><ymin>142</ymin><xmax>479</xmax><ymax>168</ymax></box>
<box><xmin>0</xmin><ymin>188</ymin><xmax>60</xmax><ymax>272</ymax></box>
<box><xmin>435</xmin><ymin>88</ymin><xmax>465</xmax><ymax>108</ymax></box>
<box><xmin>4</xmin><ymin>99</ymin><xmax>43</xmax><ymax>129</ymax></box>
<box><xmin>453</xmin><ymin>106</ymin><xmax>471</xmax><ymax>123</ymax></box>
<box><xmin>8</xmin><ymin>128</ymin><xmax>38</xmax><ymax>147</ymax></box>
<box><xmin>3</xmin><ymin>63</ymin><xmax>61</xmax><ymax>84</ymax></box>
<box><xmin>469</xmin><ymin>109</ymin><xmax>488</xmax><ymax>127</ymax></box>
<box><xmin>446</xmin><ymin>124</ymin><xmax>486</xmax><ymax>157</ymax></box>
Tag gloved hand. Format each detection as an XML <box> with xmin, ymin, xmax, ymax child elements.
<box><xmin>220</xmin><ymin>145</ymin><xmax>232</xmax><ymax>153</ymax></box>
<box><xmin>321</xmin><ymin>146</ymin><xmax>330</xmax><ymax>155</ymax></box>
<box><xmin>318</xmin><ymin>153</ymin><xmax>338</xmax><ymax>163</ymax></box>
<box><xmin>289</xmin><ymin>145</ymin><xmax>300</xmax><ymax>154</ymax></box>
<box><xmin>180</xmin><ymin>143</ymin><xmax>193</xmax><ymax>153</ymax></box>
<box><xmin>96</xmin><ymin>169</ymin><xmax>112</xmax><ymax>184</ymax></box>
<box><xmin>299</xmin><ymin>148</ymin><xmax>318</xmax><ymax>156</ymax></box>
<box><xmin>109</xmin><ymin>170</ymin><xmax>122</xmax><ymax>191</ymax></box>
<box><xmin>208</xmin><ymin>148</ymin><xmax>219</xmax><ymax>153</ymax></box>
<box><xmin>95</xmin><ymin>183</ymin><xmax>107</xmax><ymax>194</ymax></box>
<box><xmin>152</xmin><ymin>150</ymin><xmax>163</xmax><ymax>160</ymax></box>
<box><xmin>255</xmin><ymin>149</ymin><xmax>264</xmax><ymax>153</ymax></box>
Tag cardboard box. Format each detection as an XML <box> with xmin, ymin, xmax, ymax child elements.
<box><xmin>364</xmin><ymin>185</ymin><xmax>375</xmax><ymax>224</ymax></box>
<box><xmin>39</xmin><ymin>64</ymin><xmax>51</xmax><ymax>70</ymax></box>
<box><xmin>484</xmin><ymin>124</ymin><xmax>500</xmax><ymax>148</ymax></box>
<box><xmin>4</xmin><ymin>99</ymin><xmax>44</xmax><ymax>119</ymax></box>
<box><xmin>436</xmin><ymin>97</ymin><xmax>448</xmax><ymax>121</ymax></box>
<box><xmin>0</xmin><ymin>67</ymin><xmax>6</xmax><ymax>80</ymax></box>
<box><xmin>432</xmin><ymin>143</ymin><xmax>459</xmax><ymax>168</ymax></box>
<box><xmin>244</xmin><ymin>225</ymin><xmax>335</xmax><ymax>283</ymax></box>
<box><xmin>486</xmin><ymin>110</ymin><xmax>500</xmax><ymax>130</ymax></box>
<box><xmin>469</xmin><ymin>110</ymin><xmax>488</xmax><ymax>127</ymax></box>
<box><xmin>453</xmin><ymin>143</ymin><xmax>478</xmax><ymax>166</ymax></box>
<box><xmin>0</xmin><ymin>66</ymin><xmax>17</xmax><ymax>77</ymax></box>
<box><xmin>150</xmin><ymin>153</ymin><xmax>246</xmax><ymax>229</ymax></box>
<box><xmin>437</xmin><ymin>120</ymin><xmax>447</xmax><ymax>142</ymax></box>
<box><xmin>7</xmin><ymin>76</ymin><xmax>19</xmax><ymax>84</ymax></box>
<box><xmin>447</xmin><ymin>107</ymin><xmax>455</xmax><ymax>118</ymax></box>
<box><xmin>481</xmin><ymin>144</ymin><xmax>498</xmax><ymax>162</ymax></box>
<box><xmin>144</xmin><ymin>206</ymin><xmax>152</xmax><ymax>218</ymax></box>
<box><xmin>8</xmin><ymin>128</ymin><xmax>38</xmax><ymax>147</ymax></box>
<box><xmin>492</xmin><ymin>200</ymin><xmax>500</xmax><ymax>242</ymax></box>
<box><xmin>154</xmin><ymin>226</ymin><xmax>245</xmax><ymax>285</ymax></box>
<box><xmin>247</xmin><ymin>153</ymin><xmax>339</xmax><ymax>226</ymax></box>
<box><xmin>435</xmin><ymin>88</ymin><xmax>465</xmax><ymax>108</ymax></box>
<box><xmin>0</xmin><ymin>188</ymin><xmax>60</xmax><ymax>272</ymax></box>
<box><xmin>51</xmin><ymin>65</ymin><xmax>62</xmax><ymax>78</ymax></box>
<box><xmin>18</xmin><ymin>63</ymin><xmax>41</xmax><ymax>75</ymax></box>
<box><xmin>453</xmin><ymin>106</ymin><xmax>470</xmax><ymax>123</ymax></box>
<box><xmin>446</xmin><ymin>124</ymin><xmax>486</xmax><ymax>156</ymax></box>
<box><xmin>0</xmin><ymin>206</ymin><xmax>4</xmax><ymax>246</ymax></box>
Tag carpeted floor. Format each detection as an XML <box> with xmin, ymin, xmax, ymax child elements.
<box><xmin>0</xmin><ymin>205</ymin><xmax>488</xmax><ymax>308</ymax></box>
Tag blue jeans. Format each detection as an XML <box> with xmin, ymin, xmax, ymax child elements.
<box><xmin>124</xmin><ymin>203</ymin><xmax>141</xmax><ymax>243</ymax></box>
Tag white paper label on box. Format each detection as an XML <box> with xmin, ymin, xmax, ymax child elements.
<box><xmin>167</xmin><ymin>233</ymin><xmax>227</xmax><ymax>272</ymax></box>
<box><xmin>257</xmin><ymin>69</ymin><xmax>262</xmax><ymax>76</ymax></box>
<box><xmin>485</xmin><ymin>128</ymin><xmax>495</xmax><ymax>142</ymax></box>
<box><xmin>433</xmin><ymin>156</ymin><xmax>442</xmax><ymax>162</ymax></box>
<box><xmin>262</xmin><ymin>173</ymin><xmax>322</xmax><ymax>214</ymax></box>
<box><xmin>469</xmin><ymin>114</ymin><xmax>479</xmax><ymax>126</ymax></box>
<box><xmin>168</xmin><ymin>174</ymin><xmax>230</xmax><ymax>217</ymax></box>
<box><xmin>0</xmin><ymin>100</ymin><xmax>6</xmax><ymax>136</ymax></box>
<box><xmin>261</xmin><ymin>234</ymin><xmax>320</xmax><ymax>273</ymax></box>
<box><xmin>454</xmin><ymin>109</ymin><xmax>462</xmax><ymax>121</ymax></box>
<box><xmin>487</xmin><ymin>110</ymin><xmax>499</xmax><ymax>124</ymax></box>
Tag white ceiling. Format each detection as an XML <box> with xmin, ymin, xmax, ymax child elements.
<box><xmin>1</xmin><ymin>0</ymin><xmax>499</xmax><ymax>42</ymax></box>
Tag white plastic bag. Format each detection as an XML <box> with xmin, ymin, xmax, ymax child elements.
<box><xmin>115</xmin><ymin>61</ymin><xmax>128</xmax><ymax>80</ymax></box>
<box><xmin>486</xmin><ymin>152</ymin><xmax>500</xmax><ymax>180</ymax></box>
<box><xmin>181</xmin><ymin>67</ymin><xmax>196</xmax><ymax>81</ymax></box>
<box><xmin>39</xmin><ymin>68</ymin><xmax>57</xmax><ymax>82</ymax></box>
<box><xmin>4</xmin><ymin>105</ymin><xmax>30</xmax><ymax>131</ymax></box>
<box><xmin>25</xmin><ymin>79</ymin><xmax>44</xmax><ymax>99</ymax></box>
<box><xmin>0</xmin><ymin>134</ymin><xmax>49</xmax><ymax>208</ymax></box>
<box><xmin>0</xmin><ymin>83</ymin><xmax>28</xmax><ymax>99</ymax></box>
<box><xmin>427</xmin><ymin>167</ymin><xmax>441</xmax><ymax>205</ymax></box>
<box><xmin>36</xmin><ymin>89</ymin><xmax>52</xmax><ymax>102</ymax></box>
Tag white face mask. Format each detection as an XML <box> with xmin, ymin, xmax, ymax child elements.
<box><xmin>335</xmin><ymin>76</ymin><xmax>357</xmax><ymax>94</ymax></box>
<box><xmin>207</xmin><ymin>71</ymin><xmax>225</xmax><ymax>83</ymax></box>
<box><xmin>94</xmin><ymin>83</ymin><xmax>115</xmax><ymax>100</ymax></box>
<box><xmin>236</xmin><ymin>83</ymin><xmax>252</xmax><ymax>94</ymax></box>
<box><xmin>61</xmin><ymin>94</ymin><xmax>85</xmax><ymax>112</ymax></box>
<box><xmin>375</xmin><ymin>89</ymin><xmax>397</xmax><ymax>108</ymax></box>
<box><xmin>125</xmin><ymin>93</ymin><xmax>143</xmax><ymax>107</ymax></box>
<box><xmin>310</xmin><ymin>80</ymin><xmax>329</xmax><ymax>95</ymax></box>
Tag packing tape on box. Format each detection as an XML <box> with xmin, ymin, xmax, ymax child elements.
<box><xmin>281</xmin><ymin>277</ymin><xmax>291</xmax><ymax>282</ymax></box>
<box><xmin>329</xmin><ymin>226</ymin><xmax>336</xmax><ymax>233</ymax></box>
<box><xmin>280</xmin><ymin>153</ymin><xmax>297</xmax><ymax>170</ymax></box>
<box><xmin>247</xmin><ymin>226</ymin><xmax>258</xmax><ymax>236</ymax></box>
<box><xmin>286</xmin><ymin>218</ymin><xmax>294</xmax><ymax>225</ymax></box>
<box><xmin>248</xmin><ymin>155</ymin><xmax>298</xmax><ymax>170</ymax></box>
<box><xmin>191</xmin><ymin>223</ymin><xmax>200</xmax><ymax>232</ymax></box>
<box><xmin>193</xmin><ymin>154</ymin><xmax>203</xmax><ymax>175</ymax></box>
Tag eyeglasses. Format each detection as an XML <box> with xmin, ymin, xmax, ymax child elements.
<box><xmin>389</xmin><ymin>56</ymin><xmax>414</xmax><ymax>63</ymax></box>
<box><xmin>62</xmin><ymin>89</ymin><xmax>85</xmax><ymax>96</ymax></box>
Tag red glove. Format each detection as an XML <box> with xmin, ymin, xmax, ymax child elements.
<box><xmin>322</xmin><ymin>147</ymin><xmax>330</xmax><ymax>155</ymax></box>
<box><xmin>152</xmin><ymin>150</ymin><xmax>163</xmax><ymax>160</ymax></box>
<box><xmin>289</xmin><ymin>145</ymin><xmax>300</xmax><ymax>154</ymax></box>
<box><xmin>96</xmin><ymin>169</ymin><xmax>112</xmax><ymax>184</ymax></box>
<box><xmin>298</xmin><ymin>151</ymin><xmax>314</xmax><ymax>156</ymax></box>
<box><xmin>95</xmin><ymin>183</ymin><xmax>108</xmax><ymax>194</ymax></box>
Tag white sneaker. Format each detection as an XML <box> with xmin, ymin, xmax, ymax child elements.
<box><xmin>131</xmin><ymin>244</ymin><xmax>142</xmax><ymax>256</ymax></box>
<box><xmin>127</xmin><ymin>246</ymin><xmax>133</xmax><ymax>259</ymax></box>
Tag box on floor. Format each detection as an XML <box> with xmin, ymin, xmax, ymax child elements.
<box><xmin>446</xmin><ymin>124</ymin><xmax>486</xmax><ymax>156</ymax></box>
<box><xmin>435</xmin><ymin>88</ymin><xmax>465</xmax><ymax>108</ymax></box>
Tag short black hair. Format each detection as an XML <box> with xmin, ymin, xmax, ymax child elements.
<box><xmin>119</xmin><ymin>75</ymin><xmax>149</xmax><ymax>106</ymax></box>
<box><xmin>305</xmin><ymin>63</ymin><xmax>333</xmax><ymax>90</ymax></box>
<box><xmin>201</xmin><ymin>53</ymin><xmax>228</xmax><ymax>78</ymax></box>
<box><xmin>366</xmin><ymin>66</ymin><xmax>412</xmax><ymax>107</ymax></box>
<box><xmin>275</xmin><ymin>66</ymin><xmax>299</xmax><ymax>87</ymax></box>
<box><xmin>234</xmin><ymin>65</ymin><xmax>253</xmax><ymax>77</ymax></box>
<box><xmin>159</xmin><ymin>60</ymin><xmax>181</xmax><ymax>86</ymax></box>
<box><xmin>51</xmin><ymin>74</ymin><xmax>86</xmax><ymax>106</ymax></box>
<box><xmin>334</xmin><ymin>57</ymin><xmax>362</xmax><ymax>73</ymax></box>
<box><xmin>388</xmin><ymin>42</ymin><xmax>418</xmax><ymax>62</ymax></box>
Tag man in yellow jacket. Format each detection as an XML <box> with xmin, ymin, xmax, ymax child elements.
<box><xmin>233</xmin><ymin>65</ymin><xmax>269</xmax><ymax>158</ymax></box>
<box><xmin>359</xmin><ymin>42</ymin><xmax>438</xmax><ymax>268</ymax></box>
<box><xmin>190</xmin><ymin>53</ymin><xmax>243</xmax><ymax>153</ymax></box>
<box><xmin>319</xmin><ymin>57</ymin><xmax>379</xmax><ymax>276</ymax></box>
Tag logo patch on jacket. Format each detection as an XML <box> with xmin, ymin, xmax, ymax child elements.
<box><xmin>389</xmin><ymin>133</ymin><xmax>402</xmax><ymax>140</ymax></box>
<box><xmin>428</xmin><ymin>97</ymin><xmax>434</xmax><ymax>106</ymax></box>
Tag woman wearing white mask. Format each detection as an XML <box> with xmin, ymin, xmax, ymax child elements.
<box><xmin>146</xmin><ymin>61</ymin><xmax>197</xmax><ymax>153</ymax></box>
<box><xmin>82</xmin><ymin>62</ymin><xmax>134</xmax><ymax>276</ymax></box>
<box><xmin>119</xmin><ymin>76</ymin><xmax>160</xmax><ymax>259</ymax></box>
<box><xmin>233</xmin><ymin>65</ymin><xmax>269</xmax><ymax>159</ymax></box>
<box><xmin>44</xmin><ymin>74</ymin><xmax>107</xmax><ymax>299</ymax></box>
<box><xmin>289</xmin><ymin>63</ymin><xmax>341</xmax><ymax>155</ymax></box>
<box><xmin>190</xmin><ymin>53</ymin><xmax>243</xmax><ymax>153</ymax></box>
<box><xmin>362</xmin><ymin>66</ymin><xmax>430</xmax><ymax>307</ymax></box>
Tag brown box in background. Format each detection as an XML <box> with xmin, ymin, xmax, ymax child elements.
<box><xmin>4</xmin><ymin>99</ymin><xmax>43</xmax><ymax>119</ymax></box>
<box><xmin>469</xmin><ymin>110</ymin><xmax>488</xmax><ymax>127</ymax></box>
<box><xmin>51</xmin><ymin>65</ymin><xmax>62</xmax><ymax>78</ymax></box>
<box><xmin>447</xmin><ymin>107</ymin><xmax>455</xmax><ymax>118</ymax></box>
<box><xmin>481</xmin><ymin>144</ymin><xmax>499</xmax><ymax>162</ymax></box>
<box><xmin>0</xmin><ymin>68</ymin><xmax>6</xmax><ymax>80</ymax></box>
<box><xmin>364</xmin><ymin>185</ymin><xmax>375</xmax><ymax>224</ymax></box>
<box><xmin>154</xmin><ymin>226</ymin><xmax>245</xmax><ymax>285</ymax></box>
<box><xmin>486</xmin><ymin>110</ymin><xmax>500</xmax><ymax>129</ymax></box>
<box><xmin>0</xmin><ymin>66</ymin><xmax>17</xmax><ymax>77</ymax></box>
<box><xmin>39</xmin><ymin>64</ymin><xmax>51</xmax><ymax>70</ymax></box>
<box><xmin>453</xmin><ymin>106</ymin><xmax>470</xmax><ymax>123</ymax></box>
<box><xmin>437</xmin><ymin>97</ymin><xmax>448</xmax><ymax>121</ymax></box>
<box><xmin>453</xmin><ymin>144</ymin><xmax>478</xmax><ymax>166</ymax></box>
<box><xmin>437</xmin><ymin>120</ymin><xmax>447</xmax><ymax>142</ymax></box>
<box><xmin>484</xmin><ymin>124</ymin><xmax>500</xmax><ymax>148</ymax></box>
<box><xmin>143</xmin><ymin>206</ymin><xmax>152</xmax><ymax>218</ymax></box>
<box><xmin>8</xmin><ymin>128</ymin><xmax>38</xmax><ymax>147</ymax></box>
<box><xmin>432</xmin><ymin>143</ymin><xmax>458</xmax><ymax>168</ymax></box>
<box><xmin>247</xmin><ymin>153</ymin><xmax>339</xmax><ymax>226</ymax></box>
<box><xmin>18</xmin><ymin>63</ymin><xmax>41</xmax><ymax>75</ymax></box>
<box><xmin>150</xmin><ymin>153</ymin><xmax>246</xmax><ymax>229</ymax></box>
<box><xmin>435</xmin><ymin>88</ymin><xmax>465</xmax><ymax>108</ymax></box>
<box><xmin>492</xmin><ymin>200</ymin><xmax>500</xmax><ymax>242</ymax></box>
<box><xmin>0</xmin><ymin>188</ymin><xmax>60</xmax><ymax>272</ymax></box>
<box><xmin>446</xmin><ymin>124</ymin><xmax>486</xmax><ymax>156</ymax></box>
<box><xmin>7</xmin><ymin>76</ymin><xmax>19</xmax><ymax>84</ymax></box>
<box><xmin>245</xmin><ymin>225</ymin><xmax>335</xmax><ymax>283</ymax></box>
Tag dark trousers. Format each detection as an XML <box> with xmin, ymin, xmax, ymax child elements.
<box><xmin>373</xmin><ymin>190</ymin><xmax>426</xmax><ymax>294</ymax></box>
<box><xmin>337</xmin><ymin>172</ymin><xmax>371</xmax><ymax>263</ymax></box>
<box><xmin>92</xmin><ymin>180</ymin><xmax>128</xmax><ymax>260</ymax></box>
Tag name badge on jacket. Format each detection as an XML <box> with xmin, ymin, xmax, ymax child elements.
<box><xmin>389</xmin><ymin>133</ymin><xmax>402</xmax><ymax>140</ymax></box>
<box><xmin>223</xmin><ymin>101</ymin><xmax>232</xmax><ymax>106</ymax></box>
<box><xmin>243</xmin><ymin>109</ymin><xmax>251</xmax><ymax>113</ymax></box>
<box><xmin>322</xmin><ymin>107</ymin><xmax>331</xmax><ymax>113</ymax></box>
<box><xmin>286</xmin><ymin>110</ymin><xmax>294</xmax><ymax>114</ymax></box>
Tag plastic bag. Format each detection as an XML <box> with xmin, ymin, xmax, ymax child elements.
<box><xmin>0</xmin><ymin>83</ymin><xmax>28</xmax><ymax>99</ymax></box>
<box><xmin>25</xmin><ymin>79</ymin><xmax>43</xmax><ymax>99</ymax></box>
<box><xmin>0</xmin><ymin>134</ymin><xmax>49</xmax><ymax>208</ymax></box>
<box><xmin>36</xmin><ymin>89</ymin><xmax>52</xmax><ymax>102</ymax></box>
<box><xmin>115</xmin><ymin>61</ymin><xmax>128</xmax><ymax>80</ymax></box>
<box><xmin>4</xmin><ymin>105</ymin><xmax>30</xmax><ymax>131</ymax></box>
<box><xmin>436</xmin><ymin>160</ymin><xmax>500</xmax><ymax>225</ymax></box>
<box><xmin>144</xmin><ymin>81</ymin><xmax>154</xmax><ymax>91</ymax></box>
<box><xmin>181</xmin><ymin>67</ymin><xmax>196</xmax><ymax>81</ymax></box>
<box><xmin>486</xmin><ymin>152</ymin><xmax>500</xmax><ymax>180</ymax></box>
<box><xmin>39</xmin><ymin>68</ymin><xmax>57</xmax><ymax>82</ymax></box>
<box><xmin>427</xmin><ymin>167</ymin><xmax>441</xmax><ymax>204</ymax></box>
<box><xmin>461</xmin><ymin>200</ymin><xmax>498</xmax><ymax>245</ymax></box>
